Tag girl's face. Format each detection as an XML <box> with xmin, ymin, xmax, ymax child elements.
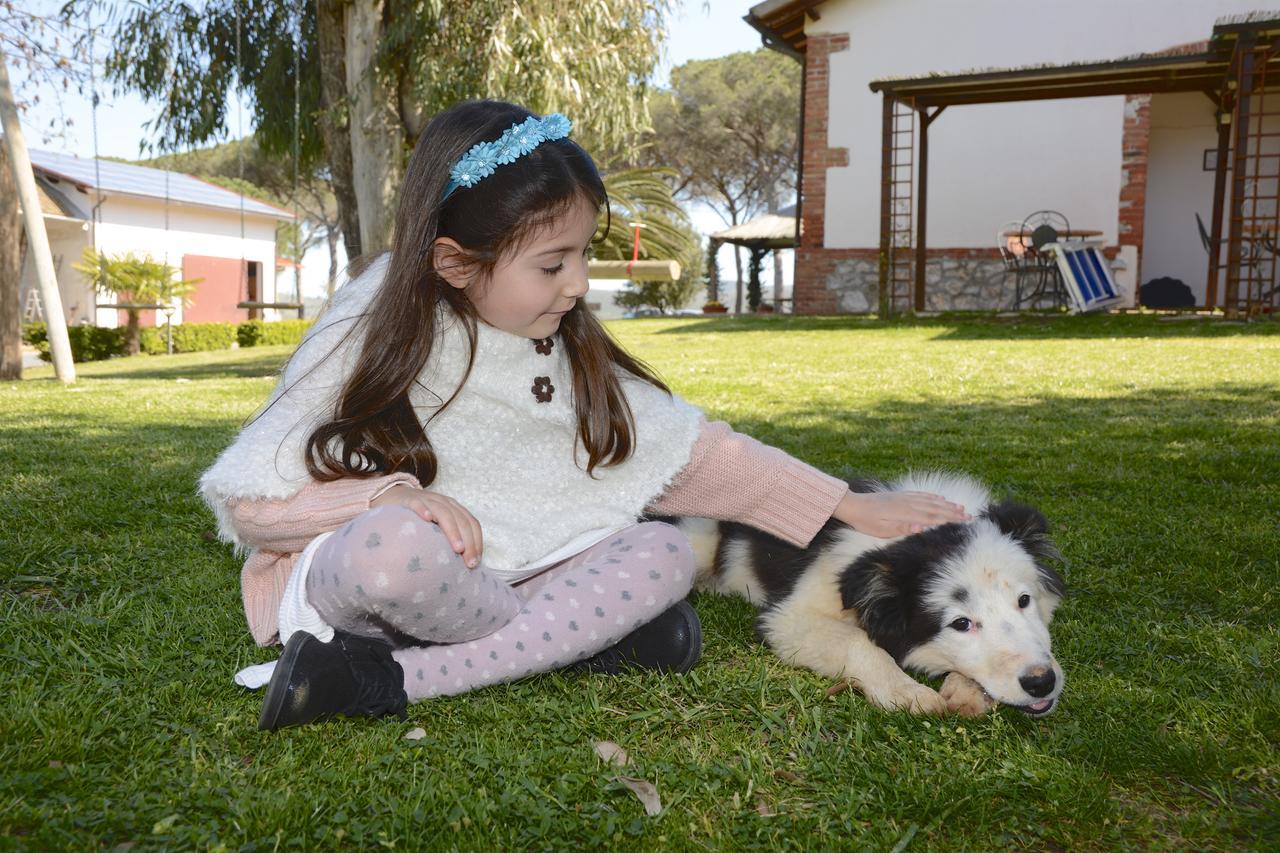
<box><xmin>443</xmin><ymin>195</ymin><xmax>598</xmax><ymax>339</ymax></box>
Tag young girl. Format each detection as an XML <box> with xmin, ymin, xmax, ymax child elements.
<box><xmin>199</xmin><ymin>100</ymin><xmax>968</xmax><ymax>730</ymax></box>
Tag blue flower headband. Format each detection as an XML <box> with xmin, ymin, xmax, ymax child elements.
<box><xmin>442</xmin><ymin>113</ymin><xmax>573</xmax><ymax>202</ymax></box>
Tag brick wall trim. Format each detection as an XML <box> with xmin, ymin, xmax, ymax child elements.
<box><xmin>795</xmin><ymin>32</ymin><xmax>851</xmax><ymax>314</ymax></box>
<box><xmin>1118</xmin><ymin>93</ymin><xmax>1151</xmax><ymax>286</ymax></box>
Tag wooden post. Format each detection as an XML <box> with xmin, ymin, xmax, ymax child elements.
<box><xmin>0</xmin><ymin>53</ymin><xmax>74</xmax><ymax>381</ymax></box>
<box><xmin>915</xmin><ymin>106</ymin><xmax>944</xmax><ymax>312</ymax></box>
<box><xmin>707</xmin><ymin>238</ymin><xmax>720</xmax><ymax>303</ymax></box>
<box><xmin>877</xmin><ymin>94</ymin><xmax>894</xmax><ymax>316</ymax></box>
<box><xmin>916</xmin><ymin>103</ymin><xmax>936</xmax><ymax>308</ymax></box>
<box><xmin>1206</xmin><ymin>91</ymin><xmax>1232</xmax><ymax>309</ymax></box>
<box><xmin>1225</xmin><ymin>35</ymin><xmax>1256</xmax><ymax>318</ymax></box>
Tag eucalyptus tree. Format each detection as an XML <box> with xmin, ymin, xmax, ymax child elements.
<box><xmin>94</xmin><ymin>0</ymin><xmax>674</xmax><ymax>257</ymax></box>
<box><xmin>1</xmin><ymin>1</ymin><xmax>94</xmax><ymax>379</ymax></box>
<box><xmin>644</xmin><ymin>48</ymin><xmax>800</xmax><ymax>311</ymax></box>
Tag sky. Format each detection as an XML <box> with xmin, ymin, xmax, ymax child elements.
<box><xmin>11</xmin><ymin>0</ymin><xmax>784</xmax><ymax>299</ymax></box>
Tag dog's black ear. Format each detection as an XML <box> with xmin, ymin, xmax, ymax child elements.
<box><xmin>982</xmin><ymin>500</ymin><xmax>1066</xmax><ymax>596</ymax></box>
<box><xmin>982</xmin><ymin>500</ymin><xmax>1048</xmax><ymax>540</ymax></box>
<box><xmin>839</xmin><ymin>550</ymin><xmax>910</xmax><ymax>655</ymax></box>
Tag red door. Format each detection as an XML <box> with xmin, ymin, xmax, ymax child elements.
<box><xmin>183</xmin><ymin>255</ymin><xmax>247</xmax><ymax>323</ymax></box>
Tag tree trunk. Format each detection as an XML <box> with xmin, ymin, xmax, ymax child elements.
<box><xmin>0</xmin><ymin>141</ymin><xmax>21</xmax><ymax>379</ymax></box>
<box><xmin>124</xmin><ymin>310</ymin><xmax>140</xmax><ymax>356</ymax></box>
<box><xmin>733</xmin><ymin>245</ymin><xmax>743</xmax><ymax>314</ymax></box>
<box><xmin>326</xmin><ymin>224</ymin><xmax>340</xmax><ymax>298</ymax></box>
<box><xmin>344</xmin><ymin>0</ymin><xmax>404</xmax><ymax>255</ymax></box>
<box><xmin>315</xmin><ymin>0</ymin><xmax>363</xmax><ymax>260</ymax></box>
<box><xmin>772</xmin><ymin>248</ymin><xmax>784</xmax><ymax>310</ymax></box>
<box><xmin>0</xmin><ymin>54</ymin><xmax>73</xmax><ymax>381</ymax></box>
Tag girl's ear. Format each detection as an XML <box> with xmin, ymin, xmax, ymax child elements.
<box><xmin>431</xmin><ymin>238</ymin><xmax>473</xmax><ymax>290</ymax></box>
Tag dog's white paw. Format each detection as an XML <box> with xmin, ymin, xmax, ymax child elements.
<box><xmin>940</xmin><ymin>672</ymin><xmax>996</xmax><ymax>717</ymax></box>
<box><xmin>864</xmin><ymin>677</ymin><xmax>947</xmax><ymax>715</ymax></box>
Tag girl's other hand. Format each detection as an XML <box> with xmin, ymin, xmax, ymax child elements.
<box><xmin>836</xmin><ymin>490</ymin><xmax>972</xmax><ymax>539</ymax></box>
<box><xmin>370</xmin><ymin>484</ymin><xmax>484</xmax><ymax>568</ymax></box>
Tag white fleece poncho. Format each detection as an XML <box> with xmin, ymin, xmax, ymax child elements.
<box><xmin>198</xmin><ymin>254</ymin><xmax>704</xmax><ymax>582</ymax></box>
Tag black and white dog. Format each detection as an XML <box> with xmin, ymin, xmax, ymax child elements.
<box><xmin>674</xmin><ymin>472</ymin><xmax>1066</xmax><ymax>717</ymax></box>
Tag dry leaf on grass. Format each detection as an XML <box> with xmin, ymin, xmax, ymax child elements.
<box><xmin>403</xmin><ymin>727</ymin><xmax>427</xmax><ymax>741</ymax></box>
<box><xmin>825</xmin><ymin>679</ymin><xmax>851</xmax><ymax>697</ymax></box>
<box><xmin>773</xmin><ymin>769</ymin><xmax>805</xmax><ymax>784</ymax></box>
<box><xmin>615</xmin><ymin>776</ymin><xmax>662</xmax><ymax>816</ymax></box>
<box><xmin>756</xmin><ymin>798</ymin><xmax>775</xmax><ymax>817</ymax></box>
<box><xmin>592</xmin><ymin>740</ymin><xmax>629</xmax><ymax>766</ymax></box>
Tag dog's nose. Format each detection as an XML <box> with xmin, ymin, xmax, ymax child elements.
<box><xmin>1019</xmin><ymin>667</ymin><xmax>1056</xmax><ymax>698</ymax></box>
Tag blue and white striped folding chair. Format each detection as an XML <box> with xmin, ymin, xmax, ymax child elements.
<box><xmin>1045</xmin><ymin>242</ymin><xmax>1124</xmax><ymax>313</ymax></box>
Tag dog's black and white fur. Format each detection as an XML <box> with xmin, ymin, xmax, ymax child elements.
<box><xmin>672</xmin><ymin>472</ymin><xmax>1066</xmax><ymax>716</ymax></box>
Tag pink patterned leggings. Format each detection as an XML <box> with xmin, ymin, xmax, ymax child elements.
<box><xmin>304</xmin><ymin>505</ymin><xmax>696</xmax><ymax>701</ymax></box>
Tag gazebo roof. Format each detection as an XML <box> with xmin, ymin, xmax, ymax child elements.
<box><xmin>711</xmin><ymin>206</ymin><xmax>799</xmax><ymax>249</ymax></box>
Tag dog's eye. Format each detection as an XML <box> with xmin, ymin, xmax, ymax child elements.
<box><xmin>1018</xmin><ymin>594</ymin><xmax>1031</xmax><ymax>609</ymax></box>
<box><xmin>949</xmin><ymin>617</ymin><xmax>971</xmax><ymax>632</ymax></box>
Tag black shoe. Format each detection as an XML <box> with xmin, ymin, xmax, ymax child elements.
<box><xmin>259</xmin><ymin>630</ymin><xmax>408</xmax><ymax>731</ymax></box>
<box><xmin>572</xmin><ymin>600</ymin><xmax>702</xmax><ymax>675</ymax></box>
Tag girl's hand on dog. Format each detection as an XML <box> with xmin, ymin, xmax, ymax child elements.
<box><xmin>370</xmin><ymin>484</ymin><xmax>484</xmax><ymax>568</ymax></box>
<box><xmin>836</xmin><ymin>490</ymin><xmax>971</xmax><ymax>539</ymax></box>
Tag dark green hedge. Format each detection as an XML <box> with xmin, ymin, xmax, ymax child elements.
<box><xmin>23</xmin><ymin>322</ymin><xmax>124</xmax><ymax>363</ymax></box>
<box><xmin>23</xmin><ymin>317</ymin><xmax>314</xmax><ymax>363</ymax></box>
<box><xmin>237</xmin><ymin>319</ymin><xmax>313</xmax><ymax>348</ymax></box>
<box><xmin>139</xmin><ymin>322</ymin><xmax>238</xmax><ymax>355</ymax></box>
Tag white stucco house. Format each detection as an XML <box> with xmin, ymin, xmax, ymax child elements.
<box><xmin>744</xmin><ymin>0</ymin><xmax>1271</xmax><ymax>313</ymax></box>
<box><xmin>18</xmin><ymin>149</ymin><xmax>296</xmax><ymax>329</ymax></box>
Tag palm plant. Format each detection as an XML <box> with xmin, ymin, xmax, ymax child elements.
<box><xmin>74</xmin><ymin>249</ymin><xmax>202</xmax><ymax>355</ymax></box>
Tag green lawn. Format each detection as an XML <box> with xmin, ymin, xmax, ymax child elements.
<box><xmin>2</xmin><ymin>313</ymin><xmax>1278</xmax><ymax>848</ymax></box>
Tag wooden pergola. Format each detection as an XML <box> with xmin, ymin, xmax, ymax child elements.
<box><xmin>868</xmin><ymin>14</ymin><xmax>1280</xmax><ymax>317</ymax></box>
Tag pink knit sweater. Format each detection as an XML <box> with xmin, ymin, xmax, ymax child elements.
<box><xmin>224</xmin><ymin>419</ymin><xmax>848</xmax><ymax>646</ymax></box>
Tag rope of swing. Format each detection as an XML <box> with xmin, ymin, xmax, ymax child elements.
<box><xmin>87</xmin><ymin>7</ymin><xmax>104</xmax><ymax>293</ymax></box>
<box><xmin>235</xmin><ymin>0</ymin><xmax>248</xmax><ymax>305</ymax></box>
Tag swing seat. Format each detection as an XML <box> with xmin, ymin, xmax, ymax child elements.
<box><xmin>587</xmin><ymin>260</ymin><xmax>682</xmax><ymax>281</ymax></box>
<box><xmin>238</xmin><ymin>301</ymin><xmax>304</xmax><ymax>311</ymax></box>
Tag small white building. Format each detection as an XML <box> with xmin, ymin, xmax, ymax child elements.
<box><xmin>19</xmin><ymin>149</ymin><xmax>296</xmax><ymax>329</ymax></box>
<box><xmin>744</xmin><ymin>0</ymin><xmax>1269</xmax><ymax>312</ymax></box>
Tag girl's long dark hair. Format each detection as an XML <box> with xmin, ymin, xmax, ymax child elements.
<box><xmin>296</xmin><ymin>100</ymin><xmax>669</xmax><ymax>486</ymax></box>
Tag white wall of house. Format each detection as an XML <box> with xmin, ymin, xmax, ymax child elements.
<box><xmin>810</xmin><ymin>0</ymin><xmax>1263</xmax><ymax>251</ymax></box>
<box><xmin>20</xmin><ymin>193</ymin><xmax>282</xmax><ymax>327</ymax></box>
<box><xmin>1142</xmin><ymin>92</ymin><xmax>1221</xmax><ymax>303</ymax></box>
<box><xmin>90</xmin><ymin>195</ymin><xmax>281</xmax><ymax>326</ymax></box>
<box><xmin>19</xmin><ymin>217</ymin><xmax>94</xmax><ymax>324</ymax></box>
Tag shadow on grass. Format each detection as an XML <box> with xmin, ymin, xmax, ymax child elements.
<box><xmin>638</xmin><ymin>312</ymin><xmax>1280</xmax><ymax>341</ymax></box>
<box><xmin>3</xmin><ymin>380</ymin><xmax>1274</xmax><ymax>628</ymax></box>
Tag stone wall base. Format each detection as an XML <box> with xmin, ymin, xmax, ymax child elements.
<box><xmin>795</xmin><ymin>247</ymin><xmax>1119</xmax><ymax>314</ymax></box>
